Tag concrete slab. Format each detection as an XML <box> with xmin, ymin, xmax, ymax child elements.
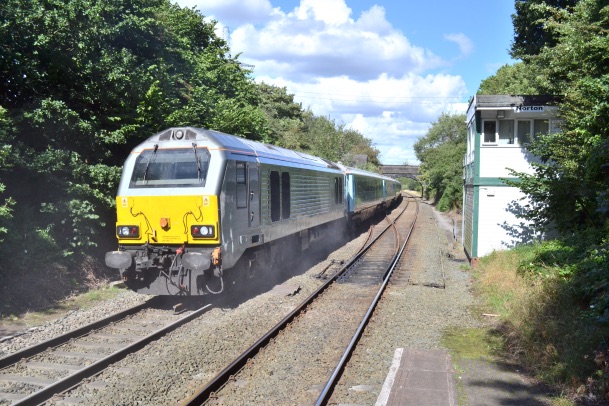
<box><xmin>376</xmin><ymin>348</ymin><xmax>457</xmax><ymax>406</ymax></box>
<box><xmin>457</xmin><ymin>359</ymin><xmax>552</xmax><ymax>406</ymax></box>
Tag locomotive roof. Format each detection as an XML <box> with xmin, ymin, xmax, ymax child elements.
<box><xmin>336</xmin><ymin>163</ymin><xmax>399</xmax><ymax>183</ymax></box>
<box><xmin>141</xmin><ymin>127</ymin><xmax>340</xmax><ymax>170</ymax></box>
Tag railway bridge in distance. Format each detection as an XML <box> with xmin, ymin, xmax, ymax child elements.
<box><xmin>380</xmin><ymin>165</ymin><xmax>420</xmax><ymax>179</ymax></box>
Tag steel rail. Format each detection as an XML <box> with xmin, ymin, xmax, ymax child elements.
<box><xmin>181</xmin><ymin>198</ymin><xmax>411</xmax><ymax>406</ymax></box>
<box><xmin>315</xmin><ymin>196</ymin><xmax>419</xmax><ymax>405</ymax></box>
<box><xmin>11</xmin><ymin>303</ymin><xmax>212</xmax><ymax>406</ymax></box>
<box><xmin>0</xmin><ymin>297</ymin><xmax>160</xmax><ymax>369</ymax></box>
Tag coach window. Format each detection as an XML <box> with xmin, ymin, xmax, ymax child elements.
<box><xmin>236</xmin><ymin>162</ymin><xmax>247</xmax><ymax>208</ymax></box>
<box><xmin>281</xmin><ymin>172</ymin><xmax>290</xmax><ymax>219</ymax></box>
<box><xmin>270</xmin><ymin>171</ymin><xmax>281</xmax><ymax>222</ymax></box>
<box><xmin>483</xmin><ymin>120</ymin><xmax>496</xmax><ymax>143</ymax></box>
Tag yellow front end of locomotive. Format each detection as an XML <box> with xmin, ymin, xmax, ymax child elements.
<box><xmin>115</xmin><ymin>195</ymin><xmax>220</xmax><ymax>245</ymax></box>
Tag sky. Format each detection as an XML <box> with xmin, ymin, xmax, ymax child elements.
<box><xmin>174</xmin><ymin>0</ymin><xmax>517</xmax><ymax>165</ymax></box>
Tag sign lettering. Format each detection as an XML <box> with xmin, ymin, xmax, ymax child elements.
<box><xmin>514</xmin><ymin>106</ymin><xmax>545</xmax><ymax>113</ymax></box>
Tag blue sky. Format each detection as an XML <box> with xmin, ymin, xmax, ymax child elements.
<box><xmin>175</xmin><ymin>0</ymin><xmax>517</xmax><ymax>164</ymax></box>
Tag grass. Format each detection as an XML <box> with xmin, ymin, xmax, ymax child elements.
<box><xmin>449</xmin><ymin>245</ymin><xmax>609</xmax><ymax>405</ymax></box>
<box><xmin>442</xmin><ymin>327</ymin><xmax>504</xmax><ymax>361</ymax></box>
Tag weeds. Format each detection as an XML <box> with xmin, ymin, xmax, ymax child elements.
<box><xmin>473</xmin><ymin>243</ymin><xmax>609</xmax><ymax>402</ymax></box>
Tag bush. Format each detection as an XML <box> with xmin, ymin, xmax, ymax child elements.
<box><xmin>474</xmin><ymin>243</ymin><xmax>609</xmax><ymax>400</ymax></box>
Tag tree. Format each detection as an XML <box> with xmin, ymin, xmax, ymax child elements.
<box><xmin>257</xmin><ymin>82</ymin><xmax>305</xmax><ymax>148</ymax></box>
<box><xmin>0</xmin><ymin>0</ymin><xmax>266</xmax><ymax>257</ymax></box>
<box><xmin>511</xmin><ymin>0</ymin><xmax>580</xmax><ymax>59</ymax></box>
<box><xmin>0</xmin><ymin>107</ymin><xmax>14</xmax><ymax>240</ymax></box>
<box><xmin>477</xmin><ymin>63</ymin><xmax>540</xmax><ymax>95</ymax></box>
<box><xmin>507</xmin><ymin>0</ymin><xmax>609</xmax><ymax>233</ymax></box>
<box><xmin>414</xmin><ymin>113</ymin><xmax>466</xmax><ymax>211</ymax></box>
<box><xmin>301</xmin><ymin>113</ymin><xmax>381</xmax><ymax>169</ymax></box>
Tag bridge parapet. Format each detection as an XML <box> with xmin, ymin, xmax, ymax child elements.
<box><xmin>380</xmin><ymin>165</ymin><xmax>420</xmax><ymax>178</ymax></box>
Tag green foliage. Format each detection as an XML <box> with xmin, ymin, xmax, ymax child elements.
<box><xmin>414</xmin><ymin>113</ymin><xmax>466</xmax><ymax>210</ymax></box>
<box><xmin>477</xmin><ymin>63</ymin><xmax>540</xmax><ymax>95</ymax></box>
<box><xmin>505</xmin><ymin>0</ymin><xmax>609</xmax><ymax>234</ymax></box>
<box><xmin>258</xmin><ymin>82</ymin><xmax>305</xmax><ymax>147</ymax></box>
<box><xmin>510</xmin><ymin>0</ymin><xmax>579</xmax><ymax>59</ymax></box>
<box><xmin>474</xmin><ymin>246</ymin><xmax>609</xmax><ymax>398</ymax></box>
<box><xmin>0</xmin><ymin>107</ymin><xmax>15</xmax><ymax>240</ymax></box>
<box><xmin>399</xmin><ymin>177</ymin><xmax>419</xmax><ymax>191</ymax></box>
<box><xmin>474</xmin><ymin>1</ymin><xmax>609</xmax><ymax>398</ymax></box>
<box><xmin>511</xmin><ymin>232</ymin><xmax>609</xmax><ymax>397</ymax></box>
<box><xmin>298</xmin><ymin>112</ymin><xmax>380</xmax><ymax>169</ymax></box>
<box><xmin>0</xmin><ymin>0</ymin><xmax>267</xmax><ymax>264</ymax></box>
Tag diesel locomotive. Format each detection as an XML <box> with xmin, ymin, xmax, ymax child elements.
<box><xmin>105</xmin><ymin>127</ymin><xmax>401</xmax><ymax>295</ymax></box>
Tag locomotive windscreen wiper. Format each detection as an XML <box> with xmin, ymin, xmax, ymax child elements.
<box><xmin>143</xmin><ymin>144</ymin><xmax>159</xmax><ymax>182</ymax></box>
<box><xmin>192</xmin><ymin>142</ymin><xmax>202</xmax><ymax>182</ymax></box>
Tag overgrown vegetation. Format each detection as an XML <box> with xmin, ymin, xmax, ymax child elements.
<box><xmin>473</xmin><ymin>246</ymin><xmax>609</xmax><ymax>401</ymax></box>
<box><xmin>473</xmin><ymin>0</ymin><xmax>609</xmax><ymax>400</ymax></box>
<box><xmin>481</xmin><ymin>0</ymin><xmax>609</xmax><ymax>237</ymax></box>
<box><xmin>0</xmin><ymin>0</ymin><xmax>381</xmax><ymax>315</ymax></box>
<box><xmin>413</xmin><ymin>113</ymin><xmax>466</xmax><ymax>211</ymax></box>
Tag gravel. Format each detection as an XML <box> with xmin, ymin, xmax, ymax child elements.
<box><xmin>0</xmin><ymin>198</ymin><xmax>479</xmax><ymax>405</ymax></box>
<box><xmin>0</xmin><ymin>292</ymin><xmax>151</xmax><ymax>357</ymax></box>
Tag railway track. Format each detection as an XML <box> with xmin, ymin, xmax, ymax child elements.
<box><xmin>182</xmin><ymin>194</ymin><xmax>418</xmax><ymax>405</ymax></box>
<box><xmin>0</xmin><ymin>298</ymin><xmax>212</xmax><ymax>405</ymax></box>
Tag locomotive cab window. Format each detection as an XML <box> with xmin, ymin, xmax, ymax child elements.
<box><xmin>236</xmin><ymin>162</ymin><xmax>247</xmax><ymax>208</ymax></box>
<box><xmin>130</xmin><ymin>148</ymin><xmax>210</xmax><ymax>188</ymax></box>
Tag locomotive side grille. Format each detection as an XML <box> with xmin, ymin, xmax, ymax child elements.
<box><xmin>260</xmin><ymin>167</ymin><xmax>336</xmax><ymax>224</ymax></box>
<box><xmin>290</xmin><ymin>172</ymin><xmax>332</xmax><ymax>216</ymax></box>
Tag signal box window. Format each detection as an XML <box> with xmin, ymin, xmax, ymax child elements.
<box><xmin>534</xmin><ymin>119</ymin><xmax>549</xmax><ymax>138</ymax></box>
<box><xmin>483</xmin><ymin>121</ymin><xmax>496</xmax><ymax>143</ymax></box>
<box><xmin>517</xmin><ymin>120</ymin><xmax>532</xmax><ymax>145</ymax></box>
<box><xmin>498</xmin><ymin>120</ymin><xmax>514</xmax><ymax>144</ymax></box>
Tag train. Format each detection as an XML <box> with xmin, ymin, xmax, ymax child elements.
<box><xmin>105</xmin><ymin>127</ymin><xmax>402</xmax><ymax>295</ymax></box>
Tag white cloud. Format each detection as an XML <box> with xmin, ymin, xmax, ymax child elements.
<box><xmin>294</xmin><ymin>0</ymin><xmax>353</xmax><ymax>25</ymax></box>
<box><xmin>444</xmin><ymin>33</ymin><xmax>474</xmax><ymax>57</ymax></box>
<box><xmin>174</xmin><ymin>0</ymin><xmax>470</xmax><ymax>164</ymax></box>
<box><xmin>229</xmin><ymin>2</ymin><xmax>445</xmax><ymax>81</ymax></box>
<box><xmin>256</xmin><ymin>74</ymin><xmax>468</xmax><ymax>164</ymax></box>
<box><xmin>179</xmin><ymin>0</ymin><xmax>275</xmax><ymax>26</ymax></box>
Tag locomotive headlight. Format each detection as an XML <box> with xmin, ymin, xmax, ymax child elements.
<box><xmin>117</xmin><ymin>225</ymin><xmax>140</xmax><ymax>238</ymax></box>
<box><xmin>191</xmin><ymin>225</ymin><xmax>215</xmax><ymax>239</ymax></box>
